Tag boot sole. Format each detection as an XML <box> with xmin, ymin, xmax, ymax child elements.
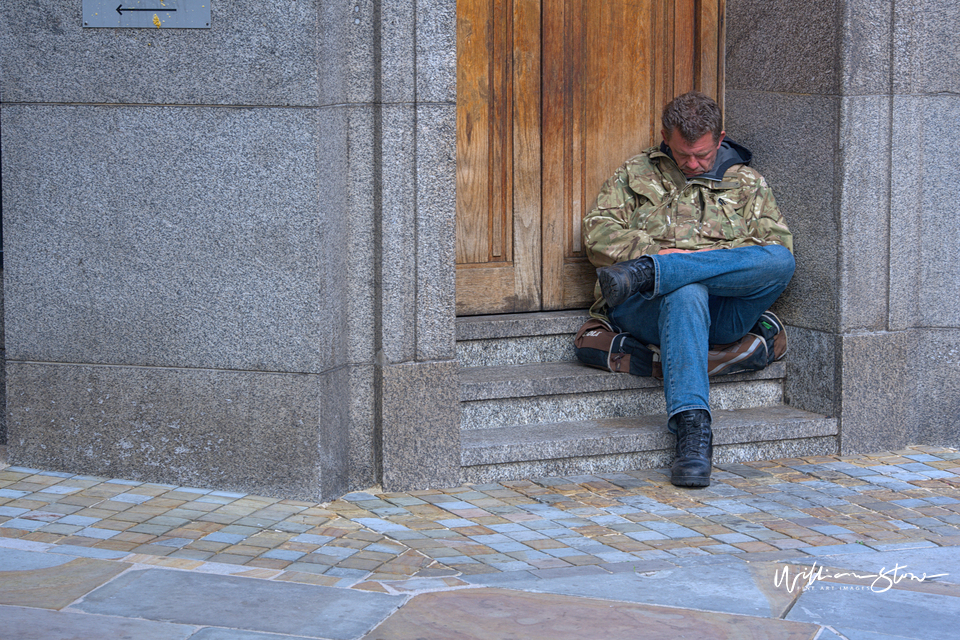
<box><xmin>598</xmin><ymin>271</ymin><xmax>630</xmax><ymax>307</ymax></box>
<box><xmin>670</xmin><ymin>475</ymin><xmax>711</xmax><ymax>488</ymax></box>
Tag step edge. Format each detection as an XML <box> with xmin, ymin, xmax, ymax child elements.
<box><xmin>461</xmin><ymin>407</ymin><xmax>837</xmax><ymax>466</ymax></box>
<box><xmin>460</xmin><ymin>361</ymin><xmax>786</xmax><ymax>401</ymax></box>
<box><xmin>456</xmin><ymin>310</ymin><xmax>591</xmax><ymax>341</ymax></box>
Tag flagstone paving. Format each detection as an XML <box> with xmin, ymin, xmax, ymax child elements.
<box><xmin>1</xmin><ymin>446</ymin><xmax>959</xmax><ymax>639</ymax></box>
<box><xmin>1</xmin><ymin>447</ymin><xmax>959</xmax><ymax>589</ymax></box>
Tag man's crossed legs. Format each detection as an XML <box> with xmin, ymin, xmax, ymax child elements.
<box><xmin>600</xmin><ymin>245</ymin><xmax>795</xmax><ymax>487</ymax></box>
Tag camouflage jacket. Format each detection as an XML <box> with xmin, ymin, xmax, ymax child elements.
<box><xmin>582</xmin><ymin>141</ymin><xmax>793</xmax><ymax>313</ymax></box>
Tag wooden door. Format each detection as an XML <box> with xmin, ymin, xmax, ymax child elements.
<box><xmin>456</xmin><ymin>0</ymin><xmax>724</xmax><ymax>316</ymax></box>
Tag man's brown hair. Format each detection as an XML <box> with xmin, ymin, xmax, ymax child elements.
<box><xmin>661</xmin><ymin>91</ymin><xmax>723</xmax><ymax>143</ymax></box>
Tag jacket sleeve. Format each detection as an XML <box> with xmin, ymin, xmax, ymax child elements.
<box><xmin>736</xmin><ymin>171</ymin><xmax>793</xmax><ymax>253</ymax></box>
<box><xmin>582</xmin><ymin>165</ymin><xmax>662</xmax><ymax>267</ymax></box>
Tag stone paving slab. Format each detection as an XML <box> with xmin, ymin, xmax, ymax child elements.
<box><xmin>816</xmin><ymin>628</ymin><xmax>921</xmax><ymax>640</ymax></box>
<box><xmin>787</xmin><ymin>584</ymin><xmax>960</xmax><ymax>640</ymax></box>
<box><xmin>73</xmin><ymin>567</ymin><xmax>403</xmax><ymax>639</ymax></box>
<box><xmin>783</xmin><ymin>545</ymin><xmax>960</xmax><ymax>587</ymax></box>
<box><xmin>461</xmin><ymin>558</ymin><xmax>798</xmax><ymax>618</ymax></box>
<box><xmin>0</xmin><ymin>605</ymin><xmax>197</xmax><ymax>640</ymax></box>
<box><xmin>362</xmin><ymin>587</ymin><xmax>820</xmax><ymax>640</ymax></box>
<box><xmin>0</xmin><ymin>554</ymin><xmax>127</xmax><ymax>610</ymax></box>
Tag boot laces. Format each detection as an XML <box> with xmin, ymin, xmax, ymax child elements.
<box><xmin>677</xmin><ymin>420</ymin><xmax>711</xmax><ymax>457</ymax></box>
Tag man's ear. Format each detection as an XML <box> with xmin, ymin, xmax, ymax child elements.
<box><xmin>716</xmin><ymin>131</ymin><xmax>726</xmax><ymax>147</ymax></box>
<box><xmin>661</xmin><ymin>129</ymin><xmax>669</xmax><ymax>145</ymax></box>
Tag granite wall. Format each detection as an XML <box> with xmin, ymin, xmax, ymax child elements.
<box><xmin>0</xmin><ymin>266</ymin><xmax>5</xmax><ymax>446</ymax></box>
<box><xmin>0</xmin><ymin>1</ymin><xmax>458</xmax><ymax>499</ymax></box>
<box><xmin>726</xmin><ymin>0</ymin><xmax>960</xmax><ymax>451</ymax></box>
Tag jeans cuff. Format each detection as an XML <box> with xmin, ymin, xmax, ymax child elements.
<box><xmin>639</xmin><ymin>254</ymin><xmax>661</xmax><ymax>300</ymax></box>
<box><xmin>666</xmin><ymin>405</ymin><xmax>712</xmax><ymax>433</ymax></box>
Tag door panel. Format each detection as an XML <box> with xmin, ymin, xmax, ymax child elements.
<box><xmin>456</xmin><ymin>0</ymin><xmax>541</xmax><ymax>316</ymax></box>
<box><xmin>542</xmin><ymin>0</ymin><xmax>660</xmax><ymax>310</ymax></box>
<box><xmin>456</xmin><ymin>0</ymin><xmax>724</xmax><ymax>316</ymax></box>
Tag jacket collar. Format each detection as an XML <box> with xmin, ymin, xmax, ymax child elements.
<box><xmin>656</xmin><ymin>138</ymin><xmax>752</xmax><ymax>183</ymax></box>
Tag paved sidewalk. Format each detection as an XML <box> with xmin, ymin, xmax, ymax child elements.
<box><xmin>1</xmin><ymin>445</ymin><xmax>959</xmax><ymax>639</ymax></box>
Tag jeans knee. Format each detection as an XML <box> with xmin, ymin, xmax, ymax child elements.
<box><xmin>765</xmin><ymin>245</ymin><xmax>796</xmax><ymax>281</ymax></box>
<box><xmin>662</xmin><ymin>283</ymin><xmax>709</xmax><ymax>316</ymax></box>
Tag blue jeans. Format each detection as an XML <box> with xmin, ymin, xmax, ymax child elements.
<box><xmin>608</xmin><ymin>245</ymin><xmax>795</xmax><ymax>427</ymax></box>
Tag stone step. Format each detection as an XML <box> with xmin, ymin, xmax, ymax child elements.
<box><xmin>456</xmin><ymin>310</ymin><xmax>590</xmax><ymax>367</ymax></box>
<box><xmin>460</xmin><ymin>360</ymin><xmax>786</xmax><ymax>401</ymax></box>
<box><xmin>459</xmin><ymin>360</ymin><xmax>785</xmax><ymax>430</ymax></box>
<box><xmin>460</xmin><ymin>405</ymin><xmax>838</xmax><ymax>484</ymax></box>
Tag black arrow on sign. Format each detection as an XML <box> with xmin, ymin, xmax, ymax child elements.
<box><xmin>117</xmin><ymin>5</ymin><xmax>178</xmax><ymax>15</ymax></box>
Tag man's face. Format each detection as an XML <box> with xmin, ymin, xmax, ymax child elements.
<box><xmin>662</xmin><ymin>129</ymin><xmax>725</xmax><ymax>177</ymax></box>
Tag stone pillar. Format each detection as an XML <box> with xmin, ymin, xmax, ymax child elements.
<box><xmin>1</xmin><ymin>2</ymin><xmax>347</xmax><ymax>499</ymax></box>
<box><xmin>725</xmin><ymin>0</ymin><xmax>960</xmax><ymax>451</ymax></box>
<box><xmin>375</xmin><ymin>0</ymin><xmax>461</xmax><ymax>491</ymax></box>
<box><xmin>885</xmin><ymin>1</ymin><xmax>960</xmax><ymax>446</ymax></box>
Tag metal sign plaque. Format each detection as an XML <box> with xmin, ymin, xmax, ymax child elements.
<box><xmin>83</xmin><ymin>1</ymin><xmax>210</xmax><ymax>29</ymax></box>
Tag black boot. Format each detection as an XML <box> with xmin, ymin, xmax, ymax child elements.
<box><xmin>596</xmin><ymin>256</ymin><xmax>655</xmax><ymax>307</ymax></box>
<box><xmin>669</xmin><ymin>409</ymin><xmax>713</xmax><ymax>487</ymax></box>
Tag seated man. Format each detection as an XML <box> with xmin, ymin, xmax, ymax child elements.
<box><xmin>582</xmin><ymin>91</ymin><xmax>795</xmax><ymax>488</ymax></box>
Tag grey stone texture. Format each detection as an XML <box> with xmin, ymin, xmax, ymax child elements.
<box><xmin>462</xmin><ymin>406</ymin><xmax>836</xmax><ymax>467</ymax></box>
<box><xmin>838</xmin><ymin>95</ymin><xmax>891</xmax><ymax>332</ymax></box>
<box><xmin>458</xmin><ymin>335</ymin><xmax>579</xmax><ymax>367</ymax></box>
<box><xmin>380</xmin><ymin>1</ymin><xmax>417</xmax><ymax>103</ymax></box>
<box><xmin>320</xmin><ymin>1</ymin><xmax>377</xmax><ymax>105</ymax></box>
<box><xmin>461</xmin><ymin>362</ymin><xmax>785</xmax><ymax>403</ymax></box>
<box><xmin>725</xmin><ymin>0</ymin><xmax>842</xmax><ymax>95</ymax></box>
<box><xmin>1</xmin><ymin>267</ymin><xmax>5</xmax><ymax>444</ymax></box>
<box><xmin>839</xmin><ymin>332</ymin><xmax>918</xmax><ymax>455</ymax></box>
<box><xmin>461</xmin><ymin>379</ymin><xmax>782</xmax><ymax>431</ymax></box>
<box><xmin>414</xmin><ymin>103</ymin><xmax>458</xmax><ymax>362</ymax></box>
<box><xmin>75</xmin><ymin>568</ymin><xmax>401</xmax><ymax>639</ymax></box>
<box><xmin>455</xmin><ymin>311</ymin><xmax>590</xmax><ymax>366</ymax></box>
<box><xmin>5</xmin><ymin>363</ymin><xmax>324</xmax><ymax>500</ymax></box>
<box><xmin>1</xmin><ymin>2</ymin><xmax>322</xmax><ymax>106</ymax></box>
<box><xmin>916</xmin><ymin>329</ymin><xmax>960</xmax><ymax>448</ymax></box>
<box><xmin>889</xmin><ymin>95</ymin><xmax>960</xmax><ymax>330</ymax></box>
<box><xmin>726</xmin><ymin>0</ymin><xmax>960</xmax><ymax>450</ymax></box>
<box><xmin>379</xmin><ymin>104</ymin><xmax>419</xmax><ymax>364</ymax></box>
<box><xmin>463</xmin><ymin>438</ymin><xmax>839</xmax><ymax>485</ymax></box>
<box><xmin>2</xmin><ymin>105</ymin><xmax>323</xmax><ymax>373</ymax></box>
<box><xmin>456</xmin><ymin>310</ymin><xmax>590</xmax><ymax>341</ymax></box>
<box><xmin>320</xmin><ymin>364</ymin><xmax>377</xmax><ymax>500</ymax></box>
<box><xmin>339</xmin><ymin>104</ymin><xmax>379</xmax><ymax>368</ymax></box>
<box><xmin>724</xmin><ymin>91</ymin><xmax>841</xmax><ymax>334</ymax></box>
<box><xmin>843</xmin><ymin>0</ymin><xmax>894</xmax><ymax>94</ymax></box>
<box><xmin>1</xmin><ymin>0</ymin><xmax>459</xmax><ymax>499</ymax></box>
<box><xmin>893</xmin><ymin>1</ymin><xmax>960</xmax><ymax>94</ymax></box>
<box><xmin>380</xmin><ymin>360</ymin><xmax>460</xmax><ymax>492</ymax></box>
<box><xmin>416</xmin><ymin>0</ymin><xmax>458</xmax><ymax>103</ymax></box>
<box><xmin>784</xmin><ymin>327</ymin><xmax>840</xmax><ymax>419</ymax></box>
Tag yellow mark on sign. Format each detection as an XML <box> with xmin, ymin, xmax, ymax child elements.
<box><xmin>153</xmin><ymin>14</ymin><xmax>161</xmax><ymax>28</ymax></box>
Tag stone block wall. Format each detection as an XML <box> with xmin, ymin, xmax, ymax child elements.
<box><xmin>1</xmin><ymin>1</ymin><xmax>459</xmax><ymax>499</ymax></box>
<box><xmin>726</xmin><ymin>0</ymin><xmax>960</xmax><ymax>450</ymax></box>
<box><xmin>1</xmin><ymin>2</ymin><xmax>334</xmax><ymax>498</ymax></box>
